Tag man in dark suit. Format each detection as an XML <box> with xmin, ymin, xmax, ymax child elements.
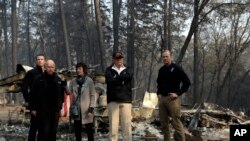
<box><xmin>21</xmin><ymin>54</ymin><xmax>46</xmax><ymax>141</ymax></box>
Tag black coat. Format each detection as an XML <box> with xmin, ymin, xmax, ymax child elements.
<box><xmin>29</xmin><ymin>72</ymin><xmax>65</xmax><ymax>112</ymax></box>
<box><xmin>157</xmin><ymin>63</ymin><xmax>191</xmax><ymax>96</ymax></box>
<box><xmin>21</xmin><ymin>66</ymin><xmax>43</xmax><ymax>103</ymax></box>
<box><xmin>105</xmin><ymin>64</ymin><xmax>133</xmax><ymax>103</ymax></box>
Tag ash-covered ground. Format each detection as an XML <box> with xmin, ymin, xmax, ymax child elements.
<box><xmin>0</xmin><ymin>119</ymin><xmax>164</xmax><ymax>141</ymax></box>
<box><xmin>0</xmin><ymin>105</ymin><xmax>230</xmax><ymax>141</ymax></box>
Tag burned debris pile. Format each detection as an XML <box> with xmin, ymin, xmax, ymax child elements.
<box><xmin>182</xmin><ymin>102</ymin><xmax>249</xmax><ymax>129</ymax></box>
<box><xmin>179</xmin><ymin>102</ymin><xmax>249</xmax><ymax>141</ymax></box>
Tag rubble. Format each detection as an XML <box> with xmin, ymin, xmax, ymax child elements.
<box><xmin>179</xmin><ymin>102</ymin><xmax>248</xmax><ymax>141</ymax></box>
<box><xmin>1</xmin><ymin>99</ymin><xmax>247</xmax><ymax>141</ymax></box>
<box><xmin>182</xmin><ymin>102</ymin><xmax>249</xmax><ymax>129</ymax></box>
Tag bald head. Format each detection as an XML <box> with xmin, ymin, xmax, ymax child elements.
<box><xmin>45</xmin><ymin>59</ymin><xmax>56</xmax><ymax>75</ymax></box>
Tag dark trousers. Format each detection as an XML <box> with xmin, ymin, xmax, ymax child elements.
<box><xmin>28</xmin><ymin>114</ymin><xmax>38</xmax><ymax>141</ymax></box>
<box><xmin>37</xmin><ymin>110</ymin><xmax>60</xmax><ymax>141</ymax></box>
<box><xmin>74</xmin><ymin>120</ymin><xmax>94</xmax><ymax>141</ymax></box>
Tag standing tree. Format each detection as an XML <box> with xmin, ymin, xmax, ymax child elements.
<box><xmin>80</xmin><ymin>0</ymin><xmax>93</xmax><ymax>64</ymax></box>
<box><xmin>94</xmin><ymin>0</ymin><xmax>106</xmax><ymax>71</ymax></box>
<box><xmin>176</xmin><ymin>0</ymin><xmax>210</xmax><ymax>64</ymax></box>
<box><xmin>1</xmin><ymin>0</ymin><xmax>10</xmax><ymax>76</ymax></box>
<box><xmin>112</xmin><ymin>0</ymin><xmax>122</xmax><ymax>52</ymax></box>
<box><xmin>193</xmin><ymin>0</ymin><xmax>200</xmax><ymax>104</ymax></box>
<box><xmin>58</xmin><ymin>0</ymin><xmax>71</xmax><ymax>68</ymax></box>
<box><xmin>162</xmin><ymin>0</ymin><xmax>172</xmax><ymax>51</ymax></box>
<box><xmin>26</xmin><ymin>0</ymin><xmax>32</xmax><ymax>65</ymax></box>
<box><xmin>127</xmin><ymin>0</ymin><xmax>135</xmax><ymax>71</ymax></box>
<box><xmin>127</xmin><ymin>0</ymin><xmax>135</xmax><ymax>85</ymax></box>
<box><xmin>11</xmin><ymin>0</ymin><xmax>17</xmax><ymax>72</ymax></box>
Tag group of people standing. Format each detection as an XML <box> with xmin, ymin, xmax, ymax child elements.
<box><xmin>21</xmin><ymin>50</ymin><xmax>191</xmax><ymax>141</ymax></box>
<box><xmin>21</xmin><ymin>54</ymin><xmax>96</xmax><ymax>141</ymax></box>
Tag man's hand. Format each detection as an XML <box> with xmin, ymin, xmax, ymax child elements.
<box><xmin>31</xmin><ymin>110</ymin><xmax>37</xmax><ymax>116</ymax></box>
<box><xmin>157</xmin><ymin>95</ymin><xmax>161</xmax><ymax>100</ymax></box>
<box><xmin>157</xmin><ymin>95</ymin><xmax>161</xmax><ymax>107</ymax></box>
<box><xmin>169</xmin><ymin>93</ymin><xmax>178</xmax><ymax>100</ymax></box>
<box><xmin>87</xmin><ymin>112</ymin><xmax>93</xmax><ymax>117</ymax></box>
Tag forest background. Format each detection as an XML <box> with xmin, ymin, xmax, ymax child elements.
<box><xmin>0</xmin><ymin>0</ymin><xmax>250</xmax><ymax>116</ymax></box>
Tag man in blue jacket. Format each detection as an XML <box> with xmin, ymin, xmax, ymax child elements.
<box><xmin>105</xmin><ymin>51</ymin><xmax>133</xmax><ymax>141</ymax></box>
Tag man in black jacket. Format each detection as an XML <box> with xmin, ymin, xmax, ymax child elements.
<box><xmin>29</xmin><ymin>59</ymin><xmax>65</xmax><ymax>141</ymax></box>
<box><xmin>21</xmin><ymin>54</ymin><xmax>46</xmax><ymax>141</ymax></box>
<box><xmin>157</xmin><ymin>50</ymin><xmax>191</xmax><ymax>141</ymax></box>
<box><xmin>105</xmin><ymin>51</ymin><xmax>133</xmax><ymax>141</ymax></box>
